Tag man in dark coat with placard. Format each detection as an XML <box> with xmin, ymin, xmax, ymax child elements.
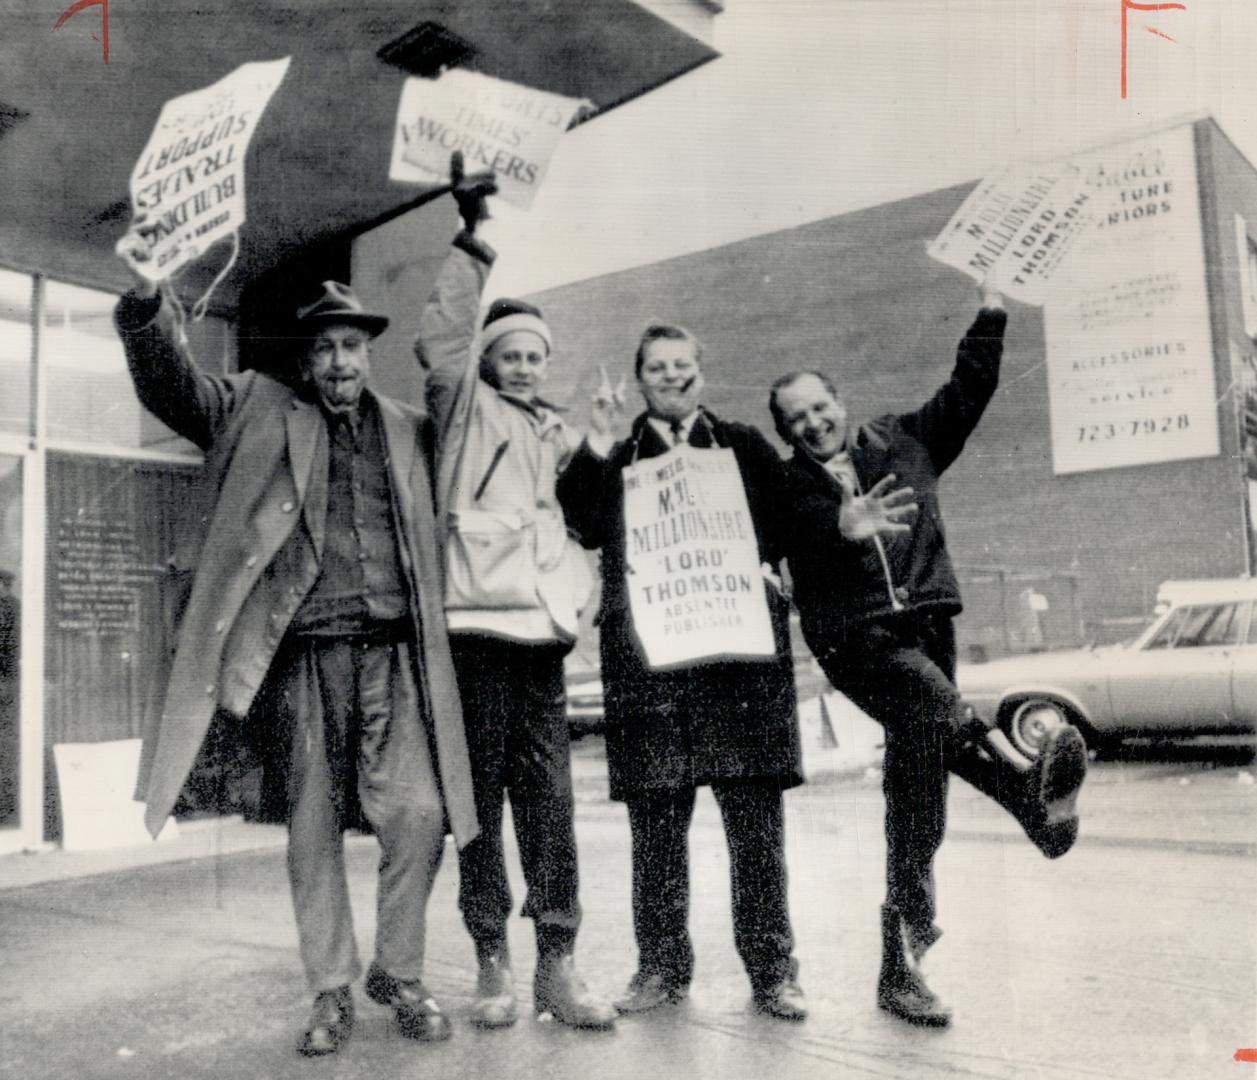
<box><xmin>557</xmin><ymin>323</ymin><xmax>805</xmax><ymax>1021</ymax></box>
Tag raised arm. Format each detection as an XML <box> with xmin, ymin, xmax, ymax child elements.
<box><xmin>414</xmin><ymin>152</ymin><xmax>497</xmax><ymax>435</ymax></box>
<box><xmin>900</xmin><ymin>282</ymin><xmax>1008</xmax><ymax>474</ymax></box>
<box><xmin>114</xmin><ymin>225</ymin><xmax>241</xmax><ymax>451</ymax></box>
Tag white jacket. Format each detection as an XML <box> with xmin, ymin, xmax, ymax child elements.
<box><xmin>415</xmin><ymin>233</ymin><xmax>592</xmax><ymax>643</ymax></box>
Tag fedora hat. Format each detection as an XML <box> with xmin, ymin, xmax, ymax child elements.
<box><xmin>295</xmin><ymin>281</ymin><xmax>389</xmax><ymax>338</ymax></box>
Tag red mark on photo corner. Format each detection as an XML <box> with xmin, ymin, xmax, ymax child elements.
<box><xmin>1120</xmin><ymin>0</ymin><xmax>1186</xmax><ymax>99</ymax></box>
<box><xmin>53</xmin><ymin>0</ymin><xmax>109</xmax><ymax>64</ymax></box>
<box><xmin>1236</xmin><ymin>1048</ymin><xmax>1257</xmax><ymax>1063</ymax></box>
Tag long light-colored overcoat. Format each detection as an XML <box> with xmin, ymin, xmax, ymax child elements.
<box><xmin>116</xmin><ymin>294</ymin><xmax>477</xmax><ymax>845</ymax></box>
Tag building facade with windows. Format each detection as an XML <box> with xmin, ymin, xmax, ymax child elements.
<box><xmin>0</xmin><ymin>0</ymin><xmax>721</xmax><ymax>850</ymax></box>
<box><xmin>525</xmin><ymin>116</ymin><xmax>1257</xmax><ymax>665</ymax></box>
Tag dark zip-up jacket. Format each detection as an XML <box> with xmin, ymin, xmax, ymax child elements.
<box><xmin>780</xmin><ymin>307</ymin><xmax>1008</xmax><ymax>653</ymax></box>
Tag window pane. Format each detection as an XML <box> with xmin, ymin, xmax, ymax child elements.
<box><xmin>0</xmin><ymin>269</ymin><xmax>32</xmax><ymax>435</ymax></box>
<box><xmin>41</xmin><ymin>280</ymin><xmax>229</xmax><ymax>454</ymax></box>
<box><xmin>1144</xmin><ymin>607</ymin><xmax>1187</xmax><ymax>649</ymax></box>
<box><xmin>1173</xmin><ymin>605</ymin><xmax>1233</xmax><ymax>649</ymax></box>
<box><xmin>1196</xmin><ymin>604</ymin><xmax>1240</xmax><ymax>647</ymax></box>
<box><xmin>44</xmin><ymin>453</ymin><xmax>199</xmax><ymax>753</ymax></box>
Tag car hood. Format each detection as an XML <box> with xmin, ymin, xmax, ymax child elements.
<box><xmin>956</xmin><ymin>646</ymin><xmax>1121</xmax><ymax>693</ymax></box>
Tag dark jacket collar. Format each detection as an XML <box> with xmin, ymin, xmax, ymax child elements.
<box><xmin>628</xmin><ymin>406</ymin><xmax>721</xmax><ymax>458</ymax></box>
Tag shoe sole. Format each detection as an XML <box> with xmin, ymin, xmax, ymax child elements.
<box><xmin>754</xmin><ymin>1004</ymin><xmax>807</xmax><ymax>1022</ymax></box>
<box><xmin>613</xmin><ymin>991</ymin><xmax>687</xmax><ymax>1015</ymax></box>
<box><xmin>877</xmin><ymin>997</ymin><xmax>952</xmax><ymax>1028</ymax></box>
<box><xmin>534</xmin><ymin>1001</ymin><xmax>617</xmax><ymax>1029</ymax></box>
<box><xmin>469</xmin><ymin>1011</ymin><xmax>518</xmax><ymax>1029</ymax></box>
<box><xmin>1039</xmin><ymin>726</ymin><xmax>1087</xmax><ymax>820</ymax></box>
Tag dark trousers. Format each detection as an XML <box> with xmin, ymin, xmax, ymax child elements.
<box><xmin>626</xmin><ymin>781</ymin><xmax>795</xmax><ymax>991</ymax></box>
<box><xmin>815</xmin><ymin>613</ymin><xmax>966</xmax><ymax>939</ymax></box>
<box><xmin>278</xmin><ymin>635</ymin><xmax>448</xmax><ymax>991</ymax></box>
<box><xmin>450</xmin><ymin>635</ymin><xmax>580</xmax><ymax>958</ymax></box>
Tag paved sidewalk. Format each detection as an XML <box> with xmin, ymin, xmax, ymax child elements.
<box><xmin>2</xmin><ymin>745</ymin><xmax>1254</xmax><ymax>1080</ymax></box>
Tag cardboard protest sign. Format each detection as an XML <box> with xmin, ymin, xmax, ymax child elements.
<box><xmin>390</xmin><ymin>69</ymin><xmax>586</xmax><ymax>209</ymax></box>
<box><xmin>622</xmin><ymin>446</ymin><xmax>775</xmax><ymax>669</ymax></box>
<box><xmin>127</xmin><ymin>57</ymin><xmax>290</xmax><ymax>282</ymax></box>
<box><xmin>927</xmin><ymin>162</ymin><xmax>1094</xmax><ymax>305</ymax></box>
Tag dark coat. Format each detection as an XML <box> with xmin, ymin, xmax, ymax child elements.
<box><xmin>116</xmin><ymin>293</ymin><xmax>478</xmax><ymax>846</ymax></box>
<box><xmin>779</xmin><ymin>307</ymin><xmax>1008</xmax><ymax>654</ymax></box>
<box><xmin>558</xmin><ymin>410</ymin><xmax>801</xmax><ymax>800</ymax></box>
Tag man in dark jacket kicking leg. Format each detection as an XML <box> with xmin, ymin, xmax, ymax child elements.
<box><xmin>769</xmin><ymin>279</ymin><xmax>1086</xmax><ymax>1029</ymax></box>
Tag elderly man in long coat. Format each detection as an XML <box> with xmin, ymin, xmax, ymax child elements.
<box><xmin>113</xmin><ymin>224</ymin><xmax>478</xmax><ymax>1058</ymax></box>
<box><xmin>557</xmin><ymin>323</ymin><xmax>806</xmax><ymax>1021</ymax></box>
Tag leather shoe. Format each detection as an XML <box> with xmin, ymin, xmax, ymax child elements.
<box><xmin>365</xmin><ymin>961</ymin><xmax>452</xmax><ymax>1042</ymax></box>
<box><xmin>534</xmin><ymin>954</ymin><xmax>616</xmax><ymax>1030</ymax></box>
<box><xmin>753</xmin><ymin>979</ymin><xmax>808</xmax><ymax>1021</ymax></box>
<box><xmin>877</xmin><ymin>975</ymin><xmax>953</xmax><ymax>1028</ymax></box>
<box><xmin>470</xmin><ymin>953</ymin><xmax>517</xmax><ymax>1029</ymax></box>
<box><xmin>613</xmin><ymin>971</ymin><xmax>688</xmax><ymax>1015</ymax></box>
<box><xmin>296</xmin><ymin>986</ymin><xmax>354</xmax><ymax>1057</ymax></box>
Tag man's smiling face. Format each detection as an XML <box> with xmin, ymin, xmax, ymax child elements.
<box><xmin>304</xmin><ymin>324</ymin><xmax>371</xmax><ymax>413</ymax></box>
<box><xmin>774</xmin><ymin>373</ymin><xmax>848</xmax><ymax>461</ymax></box>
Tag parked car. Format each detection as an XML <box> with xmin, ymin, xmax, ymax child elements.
<box><xmin>956</xmin><ymin>578</ymin><xmax>1257</xmax><ymax>758</ymax></box>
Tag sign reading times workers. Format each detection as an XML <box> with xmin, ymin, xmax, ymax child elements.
<box><xmin>1044</xmin><ymin>124</ymin><xmax>1219</xmax><ymax>474</ymax></box>
<box><xmin>390</xmin><ymin>69</ymin><xmax>586</xmax><ymax>209</ymax></box>
<box><xmin>622</xmin><ymin>446</ymin><xmax>775</xmax><ymax>670</ymax></box>
<box><xmin>126</xmin><ymin>58</ymin><xmax>290</xmax><ymax>282</ymax></box>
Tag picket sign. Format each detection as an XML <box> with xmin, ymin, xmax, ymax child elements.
<box><xmin>390</xmin><ymin>68</ymin><xmax>587</xmax><ymax>209</ymax></box>
<box><xmin>621</xmin><ymin>445</ymin><xmax>775</xmax><ymax>669</ymax></box>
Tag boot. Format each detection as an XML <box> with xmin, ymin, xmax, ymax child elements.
<box><xmin>534</xmin><ymin>953</ymin><xmax>617</xmax><ymax>1030</ymax></box>
<box><xmin>470</xmin><ymin>947</ymin><xmax>517</xmax><ymax>1029</ymax></box>
<box><xmin>1016</xmin><ymin>725</ymin><xmax>1086</xmax><ymax>858</ymax></box>
<box><xmin>950</xmin><ymin>723</ymin><xmax>1086</xmax><ymax>859</ymax></box>
<box><xmin>876</xmin><ymin>904</ymin><xmax>952</xmax><ymax>1028</ymax></box>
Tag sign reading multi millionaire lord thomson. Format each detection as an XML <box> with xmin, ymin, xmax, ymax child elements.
<box><xmin>1044</xmin><ymin>125</ymin><xmax>1219</xmax><ymax>474</ymax></box>
<box><xmin>622</xmin><ymin>446</ymin><xmax>776</xmax><ymax>669</ymax></box>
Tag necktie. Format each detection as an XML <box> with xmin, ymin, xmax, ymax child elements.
<box><xmin>670</xmin><ymin>418</ymin><xmax>685</xmax><ymax>445</ymax></box>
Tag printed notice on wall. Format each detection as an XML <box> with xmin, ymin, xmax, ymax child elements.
<box><xmin>622</xmin><ymin>447</ymin><xmax>775</xmax><ymax>669</ymax></box>
<box><xmin>53</xmin><ymin>515</ymin><xmax>167</xmax><ymax>635</ymax></box>
<box><xmin>390</xmin><ymin>69</ymin><xmax>586</xmax><ymax>209</ymax></box>
<box><xmin>127</xmin><ymin>57</ymin><xmax>291</xmax><ymax>282</ymax></box>
<box><xmin>1044</xmin><ymin>125</ymin><xmax>1219</xmax><ymax>474</ymax></box>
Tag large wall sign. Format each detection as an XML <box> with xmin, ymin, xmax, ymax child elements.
<box><xmin>1045</xmin><ymin>125</ymin><xmax>1219</xmax><ymax>475</ymax></box>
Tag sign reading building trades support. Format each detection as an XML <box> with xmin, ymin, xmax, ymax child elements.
<box><xmin>390</xmin><ymin>69</ymin><xmax>587</xmax><ymax>209</ymax></box>
<box><xmin>127</xmin><ymin>57</ymin><xmax>291</xmax><ymax>282</ymax></box>
<box><xmin>927</xmin><ymin>162</ymin><xmax>1094</xmax><ymax>305</ymax></box>
<box><xmin>622</xmin><ymin>446</ymin><xmax>775</xmax><ymax>669</ymax></box>
<box><xmin>1043</xmin><ymin>125</ymin><xmax>1219</xmax><ymax>474</ymax></box>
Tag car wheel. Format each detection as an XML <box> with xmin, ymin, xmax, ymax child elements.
<box><xmin>1007</xmin><ymin>698</ymin><xmax>1069</xmax><ymax>760</ymax></box>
